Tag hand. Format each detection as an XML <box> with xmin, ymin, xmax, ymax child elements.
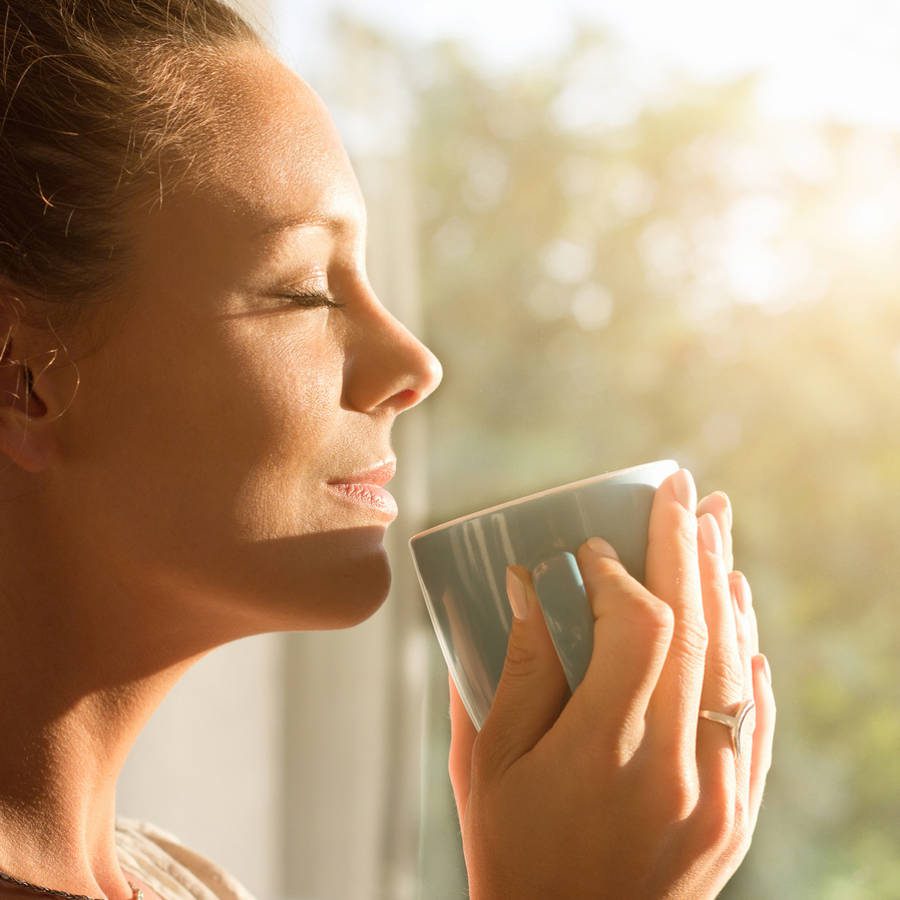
<box><xmin>448</xmin><ymin>469</ymin><xmax>776</xmax><ymax>899</ymax></box>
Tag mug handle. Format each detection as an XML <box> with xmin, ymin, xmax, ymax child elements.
<box><xmin>531</xmin><ymin>551</ymin><xmax>594</xmax><ymax>695</ymax></box>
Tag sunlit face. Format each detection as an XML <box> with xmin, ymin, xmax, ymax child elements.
<box><xmin>42</xmin><ymin>46</ymin><xmax>443</xmax><ymax>636</ymax></box>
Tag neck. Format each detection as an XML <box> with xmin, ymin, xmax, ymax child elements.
<box><xmin>0</xmin><ymin>511</ymin><xmax>228</xmax><ymax>900</ymax></box>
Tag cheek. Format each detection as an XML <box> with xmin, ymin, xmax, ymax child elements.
<box><xmin>169</xmin><ymin>328</ymin><xmax>342</xmax><ymax>550</ymax></box>
<box><xmin>67</xmin><ymin>318</ymin><xmax>340</xmax><ymax>567</ymax></box>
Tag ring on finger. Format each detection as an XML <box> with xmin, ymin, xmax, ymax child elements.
<box><xmin>698</xmin><ymin>698</ymin><xmax>756</xmax><ymax>760</ymax></box>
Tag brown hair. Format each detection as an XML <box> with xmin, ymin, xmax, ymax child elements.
<box><xmin>0</xmin><ymin>0</ymin><xmax>264</xmax><ymax>415</ymax></box>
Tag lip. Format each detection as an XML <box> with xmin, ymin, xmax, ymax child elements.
<box><xmin>326</xmin><ymin>481</ymin><xmax>399</xmax><ymax>518</ymax></box>
<box><xmin>327</xmin><ymin>458</ymin><xmax>396</xmax><ymax>487</ymax></box>
<box><xmin>326</xmin><ymin>458</ymin><xmax>399</xmax><ymax>519</ymax></box>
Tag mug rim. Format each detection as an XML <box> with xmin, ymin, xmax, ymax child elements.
<box><xmin>408</xmin><ymin>458</ymin><xmax>679</xmax><ymax>544</ymax></box>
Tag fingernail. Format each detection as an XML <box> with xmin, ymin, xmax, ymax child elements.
<box><xmin>760</xmin><ymin>653</ymin><xmax>772</xmax><ymax>686</ymax></box>
<box><xmin>698</xmin><ymin>513</ymin><xmax>722</xmax><ymax>556</ymax></box>
<box><xmin>722</xmin><ymin>492</ymin><xmax>733</xmax><ymax>530</ymax></box>
<box><xmin>506</xmin><ymin>566</ymin><xmax>529</xmax><ymax>620</ymax></box>
<box><xmin>585</xmin><ymin>536</ymin><xmax>619</xmax><ymax>560</ymax></box>
<box><xmin>671</xmin><ymin>468</ymin><xmax>697</xmax><ymax>512</ymax></box>
<box><xmin>735</xmin><ymin>572</ymin><xmax>752</xmax><ymax>614</ymax></box>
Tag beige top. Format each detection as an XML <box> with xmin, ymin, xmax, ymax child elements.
<box><xmin>115</xmin><ymin>818</ymin><xmax>256</xmax><ymax>900</ymax></box>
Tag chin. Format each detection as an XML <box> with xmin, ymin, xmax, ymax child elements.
<box><xmin>232</xmin><ymin>532</ymin><xmax>394</xmax><ymax>633</ymax></box>
<box><xmin>316</xmin><ymin>542</ymin><xmax>393</xmax><ymax>630</ymax></box>
<box><xmin>165</xmin><ymin>522</ymin><xmax>396</xmax><ymax>639</ymax></box>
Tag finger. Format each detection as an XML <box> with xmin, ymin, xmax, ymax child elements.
<box><xmin>729</xmin><ymin>572</ymin><xmax>753</xmax><ymax>695</ymax></box>
<box><xmin>695</xmin><ymin>515</ymin><xmax>747</xmax><ymax>800</ymax></box>
<box><xmin>448</xmin><ymin>671</ymin><xmax>476</xmax><ymax>825</ymax></box>
<box><xmin>644</xmin><ymin>468</ymin><xmax>706</xmax><ymax>772</ymax></box>
<box><xmin>479</xmin><ymin>564</ymin><xmax>572</xmax><ymax>774</ymax></box>
<box><xmin>748</xmin><ymin>654</ymin><xmax>776</xmax><ymax>833</ymax></box>
<box><xmin>697</xmin><ymin>491</ymin><xmax>733</xmax><ymax>573</ymax></box>
<box><xmin>565</xmin><ymin>537</ymin><xmax>674</xmax><ymax>763</ymax></box>
<box><xmin>733</xmin><ymin>572</ymin><xmax>758</xmax><ymax>656</ymax></box>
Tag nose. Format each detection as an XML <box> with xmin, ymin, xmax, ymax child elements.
<box><xmin>342</xmin><ymin>292</ymin><xmax>443</xmax><ymax>414</ymax></box>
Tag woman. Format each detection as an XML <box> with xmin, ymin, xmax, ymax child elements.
<box><xmin>0</xmin><ymin>2</ymin><xmax>775</xmax><ymax>898</ymax></box>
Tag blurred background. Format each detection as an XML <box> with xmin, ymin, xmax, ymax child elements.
<box><xmin>119</xmin><ymin>1</ymin><xmax>900</xmax><ymax>898</ymax></box>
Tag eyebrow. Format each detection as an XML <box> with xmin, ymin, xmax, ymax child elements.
<box><xmin>254</xmin><ymin>214</ymin><xmax>359</xmax><ymax>239</ymax></box>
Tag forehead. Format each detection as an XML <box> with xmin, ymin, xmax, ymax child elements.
<box><xmin>194</xmin><ymin>45</ymin><xmax>365</xmax><ymax>237</ymax></box>
<box><xmin>117</xmin><ymin>48</ymin><xmax>367</xmax><ymax>321</ymax></box>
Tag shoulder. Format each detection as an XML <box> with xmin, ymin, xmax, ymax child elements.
<box><xmin>115</xmin><ymin>816</ymin><xmax>257</xmax><ymax>900</ymax></box>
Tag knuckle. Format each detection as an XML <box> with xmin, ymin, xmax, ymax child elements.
<box><xmin>580</xmin><ymin>551</ymin><xmax>628</xmax><ymax>583</ymax></box>
<box><xmin>693</xmin><ymin>802</ymin><xmax>733</xmax><ymax>853</ymax></box>
<box><xmin>582</xmin><ymin>564</ymin><xmax>637</xmax><ymax>609</ymax></box>
<box><xmin>596</xmin><ymin>588</ymin><xmax>675</xmax><ymax>649</ymax></box>
<box><xmin>570</xmin><ymin>729</ymin><xmax>621</xmax><ymax>775</ymax></box>
<box><xmin>675</xmin><ymin>523</ymin><xmax>698</xmax><ymax>555</ymax></box>
<box><xmin>692</xmin><ymin>783</ymin><xmax>736</xmax><ymax>850</ymax></box>
<box><xmin>627</xmin><ymin>593</ymin><xmax>675</xmax><ymax>634</ymax></box>
<box><xmin>656</xmin><ymin>770</ymin><xmax>699</xmax><ymax>823</ymax></box>
<box><xmin>670</xmin><ymin>615</ymin><xmax>709</xmax><ymax>658</ymax></box>
<box><xmin>503</xmin><ymin>632</ymin><xmax>541</xmax><ymax>673</ymax></box>
<box><xmin>705</xmin><ymin>655</ymin><xmax>745</xmax><ymax>696</ymax></box>
<box><xmin>649</xmin><ymin>520</ymin><xmax>697</xmax><ymax>562</ymax></box>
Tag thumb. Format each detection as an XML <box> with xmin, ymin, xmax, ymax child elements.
<box><xmin>478</xmin><ymin>563</ymin><xmax>571</xmax><ymax>776</ymax></box>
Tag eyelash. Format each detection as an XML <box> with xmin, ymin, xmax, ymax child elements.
<box><xmin>282</xmin><ymin>289</ymin><xmax>347</xmax><ymax>309</ymax></box>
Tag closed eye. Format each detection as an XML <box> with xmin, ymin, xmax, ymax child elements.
<box><xmin>282</xmin><ymin>288</ymin><xmax>347</xmax><ymax>309</ymax></box>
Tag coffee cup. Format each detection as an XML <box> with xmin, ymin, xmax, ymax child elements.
<box><xmin>408</xmin><ymin>459</ymin><xmax>680</xmax><ymax>731</ymax></box>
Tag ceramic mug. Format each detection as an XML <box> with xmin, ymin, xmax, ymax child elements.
<box><xmin>409</xmin><ymin>458</ymin><xmax>680</xmax><ymax>731</ymax></box>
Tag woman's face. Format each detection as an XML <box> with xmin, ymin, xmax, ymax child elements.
<box><xmin>42</xmin><ymin>46</ymin><xmax>443</xmax><ymax>637</ymax></box>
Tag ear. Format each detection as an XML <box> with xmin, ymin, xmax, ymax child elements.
<box><xmin>0</xmin><ymin>329</ymin><xmax>62</xmax><ymax>474</ymax></box>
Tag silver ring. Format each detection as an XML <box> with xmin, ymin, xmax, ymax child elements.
<box><xmin>698</xmin><ymin>699</ymin><xmax>756</xmax><ymax>760</ymax></box>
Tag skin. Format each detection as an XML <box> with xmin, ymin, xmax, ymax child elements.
<box><xmin>0</xmin><ymin>45</ymin><xmax>442</xmax><ymax>900</ymax></box>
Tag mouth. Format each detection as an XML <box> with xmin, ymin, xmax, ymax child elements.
<box><xmin>325</xmin><ymin>482</ymin><xmax>398</xmax><ymax>518</ymax></box>
<box><xmin>326</xmin><ymin>458</ymin><xmax>398</xmax><ymax>518</ymax></box>
<box><xmin>327</xmin><ymin>458</ymin><xmax>396</xmax><ymax>487</ymax></box>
